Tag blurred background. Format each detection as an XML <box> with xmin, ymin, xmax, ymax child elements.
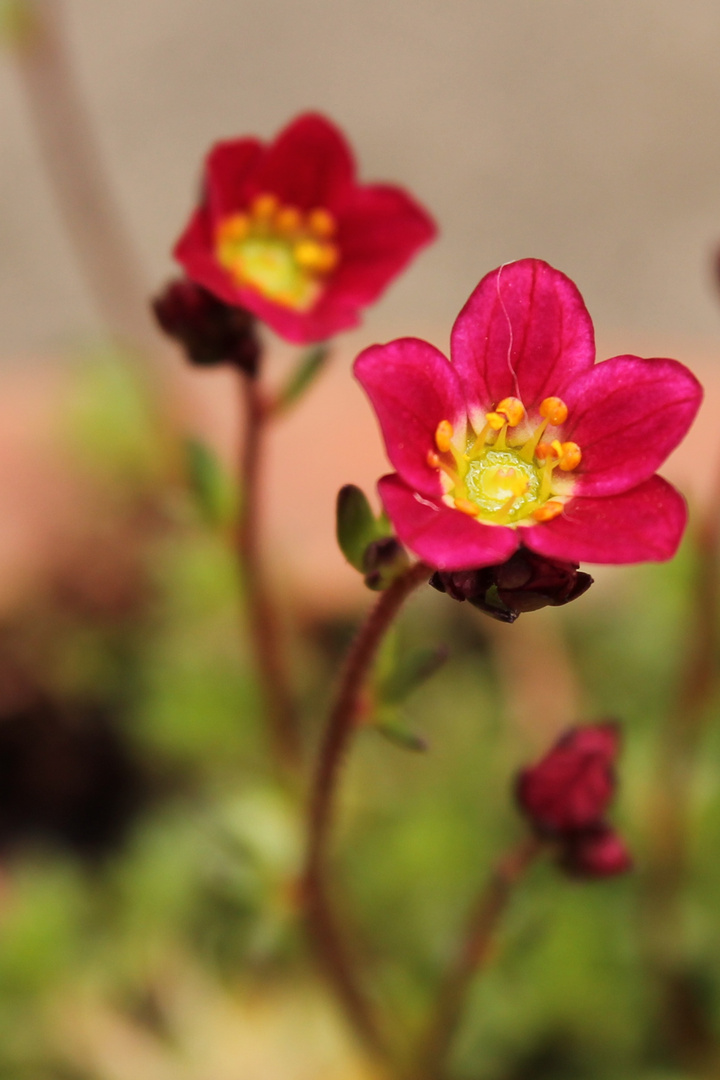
<box><xmin>1</xmin><ymin>2</ymin><xmax>720</xmax><ymax>1078</ymax></box>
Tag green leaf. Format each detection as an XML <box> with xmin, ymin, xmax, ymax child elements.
<box><xmin>374</xmin><ymin>716</ymin><xmax>428</xmax><ymax>753</ymax></box>
<box><xmin>274</xmin><ymin>345</ymin><xmax>330</xmax><ymax>412</ymax></box>
<box><xmin>377</xmin><ymin>645</ymin><xmax>449</xmax><ymax>705</ymax></box>
<box><xmin>185</xmin><ymin>437</ymin><xmax>237</xmax><ymax>527</ymax></box>
<box><xmin>336</xmin><ymin>484</ymin><xmax>382</xmax><ymax>570</ymax></box>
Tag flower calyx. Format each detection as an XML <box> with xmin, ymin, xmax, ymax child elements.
<box><xmin>430</xmin><ymin>548</ymin><xmax>593</xmax><ymax>622</ymax></box>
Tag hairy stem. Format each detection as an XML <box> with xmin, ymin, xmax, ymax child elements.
<box><xmin>303</xmin><ymin>560</ymin><xmax>431</xmax><ymax>1061</ymax></box>
<box><xmin>413</xmin><ymin>837</ymin><xmax>542</xmax><ymax>1080</ymax></box>
<box><xmin>236</xmin><ymin>373</ymin><xmax>302</xmax><ymax>776</ymax></box>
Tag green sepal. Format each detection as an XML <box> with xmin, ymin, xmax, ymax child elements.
<box><xmin>376</xmin><ymin>645</ymin><xmax>449</xmax><ymax>705</ymax></box>
<box><xmin>373</xmin><ymin>712</ymin><xmax>428</xmax><ymax>753</ymax></box>
<box><xmin>184</xmin><ymin>437</ymin><xmax>238</xmax><ymax>527</ymax></box>
<box><xmin>274</xmin><ymin>344</ymin><xmax>330</xmax><ymax>413</ymax></box>
<box><xmin>336</xmin><ymin>484</ymin><xmax>387</xmax><ymax>570</ymax></box>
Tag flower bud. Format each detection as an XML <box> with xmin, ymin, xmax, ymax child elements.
<box><xmin>560</xmin><ymin>824</ymin><xmax>633</xmax><ymax>878</ymax></box>
<box><xmin>430</xmin><ymin>548</ymin><xmax>592</xmax><ymax>622</ymax></box>
<box><xmin>362</xmin><ymin>536</ymin><xmax>410</xmax><ymax>591</ymax></box>
<box><xmin>152</xmin><ymin>278</ymin><xmax>261</xmax><ymax>375</ymax></box>
<box><xmin>515</xmin><ymin>723</ymin><xmax>620</xmax><ymax>837</ymax></box>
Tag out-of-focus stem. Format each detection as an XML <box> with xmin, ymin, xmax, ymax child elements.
<box><xmin>413</xmin><ymin>837</ymin><xmax>542</xmax><ymax>1080</ymax></box>
<box><xmin>11</xmin><ymin>1</ymin><xmax>160</xmax><ymax>358</ymax></box>
<box><xmin>236</xmin><ymin>373</ymin><xmax>302</xmax><ymax>777</ymax></box>
<box><xmin>640</xmin><ymin>462</ymin><xmax>720</xmax><ymax>1071</ymax></box>
<box><xmin>302</xmin><ymin>560</ymin><xmax>431</xmax><ymax>1062</ymax></box>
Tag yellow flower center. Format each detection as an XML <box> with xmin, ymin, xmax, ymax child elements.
<box><xmin>428</xmin><ymin>396</ymin><xmax>582</xmax><ymax>526</ymax></box>
<box><xmin>215</xmin><ymin>194</ymin><xmax>339</xmax><ymax>310</ymax></box>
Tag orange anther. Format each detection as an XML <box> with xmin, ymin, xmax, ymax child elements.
<box><xmin>308</xmin><ymin>207</ymin><xmax>337</xmax><ymax>237</ymax></box>
<box><xmin>294</xmin><ymin>240</ymin><xmax>338</xmax><ymax>274</ymax></box>
<box><xmin>535</xmin><ymin>441</ymin><xmax>560</xmax><ymax>461</ymax></box>
<box><xmin>435</xmin><ymin>420</ymin><xmax>454</xmax><ymax>453</ymax></box>
<box><xmin>217</xmin><ymin>212</ymin><xmax>249</xmax><ymax>243</ymax></box>
<box><xmin>496</xmin><ymin>396</ymin><xmax>525</xmax><ymax>427</ymax></box>
<box><xmin>485</xmin><ymin>411</ymin><xmax>506</xmax><ymax>431</ymax></box>
<box><xmin>539</xmin><ymin>397</ymin><xmax>568</xmax><ymax>425</ymax></box>
<box><xmin>276</xmin><ymin>206</ymin><xmax>302</xmax><ymax>233</ymax></box>
<box><xmin>559</xmin><ymin>442</ymin><xmax>582</xmax><ymax>471</ymax></box>
<box><xmin>454</xmin><ymin>497</ymin><xmax>480</xmax><ymax>517</ymax></box>
<box><xmin>427</xmin><ymin>450</ymin><xmax>441</xmax><ymax>468</ymax></box>
<box><xmin>251</xmin><ymin>193</ymin><xmax>279</xmax><ymax>219</ymax></box>
<box><xmin>532</xmin><ymin>501</ymin><xmax>564</xmax><ymax>522</ymax></box>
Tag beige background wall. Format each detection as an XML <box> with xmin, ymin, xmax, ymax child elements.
<box><xmin>3</xmin><ymin>1</ymin><xmax>720</xmax><ymax>355</ymax></box>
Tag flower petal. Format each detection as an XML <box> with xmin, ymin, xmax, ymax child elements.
<box><xmin>174</xmin><ymin>206</ymin><xmax>242</xmax><ymax>307</ymax></box>
<box><xmin>355</xmin><ymin>340</ymin><xmax>466</xmax><ymax>497</ymax></box>
<box><xmin>332</xmin><ymin>185</ymin><xmax>437</xmax><ymax>304</ymax></box>
<box><xmin>522</xmin><ymin>475</ymin><xmax>687</xmax><ymax>564</ymax></box>
<box><xmin>561</xmin><ymin>356</ymin><xmax>703</xmax><ymax>496</ymax></box>
<box><xmin>450</xmin><ymin>259</ymin><xmax>596</xmax><ymax>423</ymax></box>
<box><xmin>378</xmin><ymin>474</ymin><xmax>519</xmax><ymax>570</ymax></box>
<box><xmin>203</xmin><ymin>137</ymin><xmax>264</xmax><ymax>218</ymax></box>
<box><xmin>250</xmin><ymin>113</ymin><xmax>355</xmax><ymax>210</ymax></box>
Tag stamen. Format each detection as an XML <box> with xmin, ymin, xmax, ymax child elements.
<box><xmin>539</xmin><ymin>397</ymin><xmax>568</xmax><ymax>425</ymax></box>
<box><xmin>428</xmin><ymin>450</ymin><xmax>463</xmax><ymax>488</ymax></box>
<box><xmin>558</xmin><ymin>442</ymin><xmax>582</xmax><ymax>471</ymax></box>
<box><xmin>308</xmin><ymin>208</ymin><xmax>337</xmax><ymax>237</ymax></box>
<box><xmin>454</xmin><ymin>497</ymin><xmax>480</xmax><ymax>517</ymax></box>
<box><xmin>217</xmin><ymin>213</ymin><xmax>249</xmax><ymax>243</ymax></box>
<box><xmin>251</xmin><ymin>193</ymin><xmax>279</xmax><ymax>220</ymax></box>
<box><xmin>485</xmin><ymin>411</ymin><xmax>506</xmax><ymax>431</ymax></box>
<box><xmin>532</xmin><ymin>501</ymin><xmax>564</xmax><ymax>522</ymax></box>
<box><xmin>435</xmin><ymin>420</ymin><xmax>454</xmax><ymax>453</ymax></box>
<box><xmin>275</xmin><ymin>206</ymin><xmax>302</xmax><ymax>233</ymax></box>
<box><xmin>496</xmin><ymin>397</ymin><xmax>525</xmax><ymax>427</ymax></box>
<box><xmin>535</xmin><ymin>441</ymin><xmax>560</xmax><ymax>462</ymax></box>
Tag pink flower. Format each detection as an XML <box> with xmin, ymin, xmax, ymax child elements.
<box><xmin>354</xmin><ymin>259</ymin><xmax>702</xmax><ymax>570</ymax></box>
<box><xmin>174</xmin><ymin>113</ymin><xmax>436</xmax><ymax>344</ymax></box>
<box><xmin>516</xmin><ymin>723</ymin><xmax>620</xmax><ymax>836</ymax></box>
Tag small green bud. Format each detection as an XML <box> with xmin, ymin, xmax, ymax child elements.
<box><xmin>336</xmin><ymin>484</ymin><xmax>382</xmax><ymax>571</ymax></box>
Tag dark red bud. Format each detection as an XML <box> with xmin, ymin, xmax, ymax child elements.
<box><xmin>152</xmin><ymin>278</ymin><xmax>261</xmax><ymax>375</ymax></box>
<box><xmin>560</xmin><ymin>824</ymin><xmax>633</xmax><ymax>878</ymax></box>
<box><xmin>516</xmin><ymin>723</ymin><xmax>620</xmax><ymax>837</ymax></box>
<box><xmin>430</xmin><ymin>548</ymin><xmax>592</xmax><ymax>622</ymax></box>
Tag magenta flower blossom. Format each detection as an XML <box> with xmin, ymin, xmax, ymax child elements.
<box><xmin>174</xmin><ymin>113</ymin><xmax>436</xmax><ymax>344</ymax></box>
<box><xmin>354</xmin><ymin>259</ymin><xmax>702</xmax><ymax>569</ymax></box>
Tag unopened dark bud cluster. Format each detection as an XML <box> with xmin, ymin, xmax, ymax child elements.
<box><xmin>152</xmin><ymin>278</ymin><xmax>261</xmax><ymax>375</ymax></box>
<box><xmin>430</xmin><ymin>548</ymin><xmax>592</xmax><ymax>623</ymax></box>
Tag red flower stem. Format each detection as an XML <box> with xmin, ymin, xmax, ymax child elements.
<box><xmin>236</xmin><ymin>372</ymin><xmax>302</xmax><ymax>776</ymax></box>
<box><xmin>412</xmin><ymin>836</ymin><xmax>543</xmax><ymax>1080</ymax></box>
<box><xmin>11</xmin><ymin>2</ymin><xmax>161</xmax><ymax>358</ymax></box>
<box><xmin>303</xmin><ymin>560</ymin><xmax>431</xmax><ymax>1062</ymax></box>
